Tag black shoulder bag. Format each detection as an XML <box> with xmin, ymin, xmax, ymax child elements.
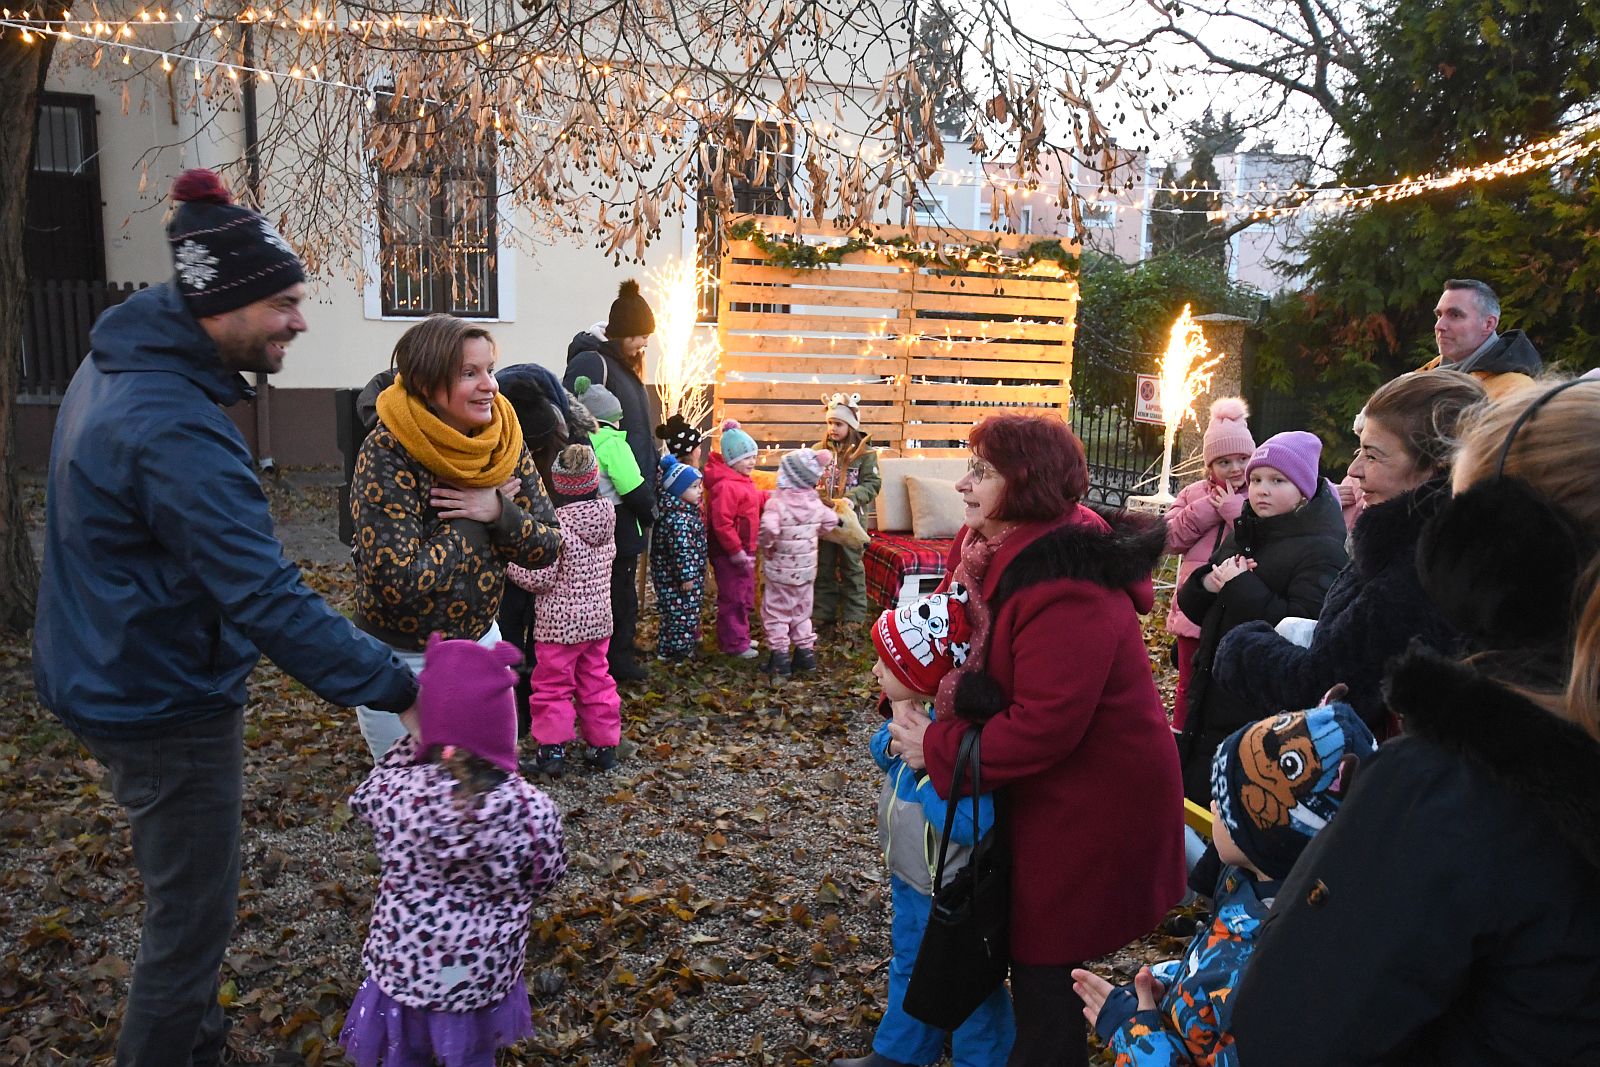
<box><xmin>901</xmin><ymin>727</ymin><xmax>1012</xmax><ymax>1030</ymax></box>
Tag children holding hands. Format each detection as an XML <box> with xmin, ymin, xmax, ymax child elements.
<box><xmin>832</xmin><ymin>588</ymin><xmax>1014</xmax><ymax>1067</ymax></box>
<box><xmin>340</xmin><ymin>634</ymin><xmax>567</xmax><ymax>1067</ymax></box>
<box><xmin>1164</xmin><ymin>398</ymin><xmax>1255</xmax><ymax>730</ymax></box>
<box><xmin>1072</xmin><ymin>704</ymin><xmax>1375</xmax><ymax>1067</ymax></box>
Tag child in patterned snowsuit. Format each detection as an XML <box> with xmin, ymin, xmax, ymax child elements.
<box><xmin>651</xmin><ymin>455</ymin><xmax>708</xmax><ymax>661</ymax></box>
<box><xmin>847</xmin><ymin>586</ymin><xmax>1015</xmax><ymax>1067</ymax></box>
<box><xmin>339</xmin><ymin>634</ymin><xmax>567</xmax><ymax>1067</ymax></box>
<box><xmin>506</xmin><ymin>444</ymin><xmax>624</xmax><ymax>777</ymax></box>
<box><xmin>757</xmin><ymin>446</ymin><xmax>839</xmax><ymax>677</ymax></box>
<box><xmin>1071</xmin><ymin>704</ymin><xmax>1376</xmax><ymax>1067</ymax></box>
<box><xmin>813</xmin><ymin>392</ymin><xmax>882</xmax><ymax>627</ymax></box>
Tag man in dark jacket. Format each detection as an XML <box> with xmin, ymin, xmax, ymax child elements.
<box><xmin>32</xmin><ymin>169</ymin><xmax>418</xmax><ymax>1067</ymax></box>
<box><xmin>564</xmin><ymin>279</ymin><xmax>658</xmax><ymax>681</ymax></box>
<box><xmin>1419</xmin><ymin>278</ymin><xmax>1541</xmax><ymax>399</ymax></box>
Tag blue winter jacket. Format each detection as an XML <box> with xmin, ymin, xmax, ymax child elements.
<box><xmin>1093</xmin><ymin>865</ymin><xmax>1275</xmax><ymax>1066</ymax></box>
<box><xmin>33</xmin><ymin>284</ymin><xmax>417</xmax><ymax>738</ymax></box>
<box><xmin>871</xmin><ymin>711</ymin><xmax>994</xmax><ymax>894</ymax></box>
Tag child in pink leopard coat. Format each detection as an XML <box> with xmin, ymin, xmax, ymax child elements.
<box><xmin>506</xmin><ymin>444</ymin><xmax>623</xmax><ymax>777</ymax></box>
<box><xmin>1163</xmin><ymin>397</ymin><xmax>1254</xmax><ymax>732</ymax></box>
<box><xmin>758</xmin><ymin>446</ymin><xmax>840</xmax><ymax>678</ymax></box>
<box><xmin>340</xmin><ymin>634</ymin><xmax>567</xmax><ymax>1067</ymax></box>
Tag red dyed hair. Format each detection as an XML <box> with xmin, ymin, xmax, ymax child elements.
<box><xmin>968</xmin><ymin>414</ymin><xmax>1088</xmax><ymax>522</ymax></box>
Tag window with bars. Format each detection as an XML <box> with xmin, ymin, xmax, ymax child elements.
<box><xmin>378</xmin><ymin>155</ymin><xmax>499</xmax><ymax>318</ymax></box>
<box><xmin>696</xmin><ymin>120</ymin><xmax>795</xmax><ymax>322</ymax></box>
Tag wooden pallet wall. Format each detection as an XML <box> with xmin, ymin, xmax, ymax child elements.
<box><xmin>713</xmin><ymin>215</ymin><xmax>1078</xmax><ymax>462</ymax></box>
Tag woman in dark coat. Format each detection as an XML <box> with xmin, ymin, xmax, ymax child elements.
<box><xmin>1232</xmin><ymin>379</ymin><xmax>1600</xmax><ymax>1065</ymax></box>
<box><xmin>887</xmin><ymin>414</ymin><xmax>1186</xmax><ymax>1067</ymax></box>
<box><xmin>1174</xmin><ymin>432</ymin><xmax>1348</xmax><ymax>803</ymax></box>
<box><xmin>1214</xmin><ymin>372</ymin><xmax>1486</xmax><ymax>738</ymax></box>
<box><xmin>564</xmin><ymin>280</ymin><xmax>658</xmax><ymax>682</ymax></box>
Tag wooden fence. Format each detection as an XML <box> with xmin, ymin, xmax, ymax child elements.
<box><xmin>21</xmin><ymin>280</ymin><xmax>147</xmax><ymax>399</ymax></box>
<box><xmin>713</xmin><ymin>215</ymin><xmax>1078</xmax><ymax>460</ymax></box>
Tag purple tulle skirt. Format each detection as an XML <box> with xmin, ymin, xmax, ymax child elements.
<box><xmin>339</xmin><ymin>977</ymin><xmax>534</xmax><ymax>1067</ymax></box>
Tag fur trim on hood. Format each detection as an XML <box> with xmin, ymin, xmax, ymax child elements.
<box><xmin>1385</xmin><ymin>645</ymin><xmax>1600</xmax><ymax>872</ymax></box>
<box><xmin>1349</xmin><ymin>477</ymin><xmax>1448</xmax><ymax>580</ymax></box>
<box><xmin>990</xmin><ymin>509</ymin><xmax>1166</xmax><ymax>613</ymax></box>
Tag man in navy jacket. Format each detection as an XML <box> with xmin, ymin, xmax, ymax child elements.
<box><xmin>32</xmin><ymin>169</ymin><xmax>417</xmax><ymax>1066</ymax></box>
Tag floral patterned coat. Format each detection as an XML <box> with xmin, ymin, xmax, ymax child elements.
<box><xmin>351</xmin><ymin>424</ymin><xmax>561</xmax><ymax>651</ymax></box>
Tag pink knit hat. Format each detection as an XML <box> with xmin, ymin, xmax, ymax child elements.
<box><xmin>1203</xmin><ymin>397</ymin><xmax>1256</xmax><ymax>465</ymax></box>
<box><xmin>416</xmin><ymin>633</ymin><xmax>524</xmax><ymax>774</ymax></box>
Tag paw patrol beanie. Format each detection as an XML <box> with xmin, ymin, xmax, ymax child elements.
<box><xmin>1210</xmin><ymin>705</ymin><xmax>1376</xmax><ymax>880</ymax></box>
<box><xmin>871</xmin><ymin>583</ymin><xmax>973</xmax><ymax>698</ymax></box>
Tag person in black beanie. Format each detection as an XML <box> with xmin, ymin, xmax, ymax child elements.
<box><xmin>565</xmin><ymin>280</ymin><xmax>659</xmax><ymax>682</ymax></box>
<box><xmin>32</xmin><ymin>168</ymin><xmax>418</xmax><ymax>1066</ymax></box>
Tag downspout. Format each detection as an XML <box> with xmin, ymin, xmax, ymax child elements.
<box><xmin>241</xmin><ymin>23</ymin><xmax>275</xmax><ymax>472</ymax></box>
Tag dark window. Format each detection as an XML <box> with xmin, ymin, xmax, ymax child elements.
<box><xmin>26</xmin><ymin>92</ymin><xmax>105</xmax><ymax>282</ymax></box>
<box><xmin>697</xmin><ymin>120</ymin><xmax>795</xmax><ymax>321</ymax></box>
<box><xmin>378</xmin><ymin>148</ymin><xmax>498</xmax><ymax>318</ymax></box>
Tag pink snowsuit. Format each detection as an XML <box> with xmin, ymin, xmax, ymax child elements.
<box><xmin>507</xmin><ymin>498</ymin><xmax>622</xmax><ymax>747</ymax></box>
<box><xmin>758</xmin><ymin>486</ymin><xmax>840</xmax><ymax>653</ymax></box>
<box><xmin>704</xmin><ymin>452</ymin><xmax>766</xmax><ymax>654</ymax></box>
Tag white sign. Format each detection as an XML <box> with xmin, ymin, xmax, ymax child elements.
<box><xmin>1134</xmin><ymin>374</ymin><xmax>1163</xmax><ymax>425</ymax></box>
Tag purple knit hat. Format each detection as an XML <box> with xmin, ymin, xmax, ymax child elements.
<box><xmin>1247</xmin><ymin>431</ymin><xmax>1323</xmax><ymax>501</ymax></box>
<box><xmin>416</xmin><ymin>633</ymin><xmax>523</xmax><ymax>774</ymax></box>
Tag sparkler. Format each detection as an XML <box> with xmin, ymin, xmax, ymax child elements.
<box><xmin>647</xmin><ymin>258</ymin><xmax>720</xmax><ymax>432</ymax></box>
<box><xmin>1128</xmin><ymin>303</ymin><xmax>1222</xmax><ymax>513</ymax></box>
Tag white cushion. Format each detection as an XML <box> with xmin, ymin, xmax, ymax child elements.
<box><xmin>905</xmin><ymin>476</ymin><xmax>965</xmax><ymax>540</ymax></box>
<box><xmin>875</xmin><ymin>456</ymin><xmax>970</xmax><ymax>532</ymax></box>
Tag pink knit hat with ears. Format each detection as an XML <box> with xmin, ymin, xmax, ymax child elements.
<box><xmin>1203</xmin><ymin>397</ymin><xmax>1256</xmax><ymax>466</ymax></box>
<box><xmin>416</xmin><ymin>634</ymin><xmax>524</xmax><ymax>774</ymax></box>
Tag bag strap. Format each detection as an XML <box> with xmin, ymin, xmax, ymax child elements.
<box><xmin>929</xmin><ymin>728</ymin><xmax>983</xmax><ymax>891</ymax></box>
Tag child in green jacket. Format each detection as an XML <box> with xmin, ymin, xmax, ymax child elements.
<box><xmin>813</xmin><ymin>392</ymin><xmax>882</xmax><ymax>626</ymax></box>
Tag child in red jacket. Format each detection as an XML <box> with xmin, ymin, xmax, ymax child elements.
<box><xmin>703</xmin><ymin>420</ymin><xmax>766</xmax><ymax>659</ymax></box>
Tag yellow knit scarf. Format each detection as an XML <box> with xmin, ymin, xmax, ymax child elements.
<box><xmin>375</xmin><ymin>377</ymin><xmax>524</xmax><ymax>487</ymax></box>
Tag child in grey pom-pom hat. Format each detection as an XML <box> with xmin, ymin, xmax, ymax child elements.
<box><xmin>756</xmin><ymin>447</ymin><xmax>840</xmax><ymax>678</ymax></box>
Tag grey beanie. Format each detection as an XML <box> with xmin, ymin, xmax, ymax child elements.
<box><xmin>778</xmin><ymin>446</ymin><xmax>827</xmax><ymax>489</ymax></box>
<box><xmin>573</xmin><ymin>375</ymin><xmax>623</xmax><ymax>426</ymax></box>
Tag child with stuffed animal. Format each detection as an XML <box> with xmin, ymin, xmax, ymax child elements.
<box><xmin>1163</xmin><ymin>397</ymin><xmax>1255</xmax><ymax>732</ymax></box>
<box><xmin>339</xmin><ymin>634</ymin><xmax>568</xmax><ymax>1067</ymax></box>
<box><xmin>1173</xmin><ymin>431</ymin><xmax>1348</xmax><ymax>804</ymax></box>
<box><xmin>651</xmin><ymin>455</ymin><xmax>708</xmax><ymax>661</ymax></box>
<box><xmin>813</xmin><ymin>392</ymin><xmax>883</xmax><ymax>628</ymax></box>
<box><xmin>703</xmin><ymin>420</ymin><xmax>766</xmax><ymax>660</ymax></box>
<box><xmin>757</xmin><ymin>446</ymin><xmax>840</xmax><ymax>678</ymax></box>
<box><xmin>831</xmin><ymin>587</ymin><xmax>1014</xmax><ymax>1067</ymax></box>
<box><xmin>1071</xmin><ymin>704</ymin><xmax>1376</xmax><ymax>1067</ymax></box>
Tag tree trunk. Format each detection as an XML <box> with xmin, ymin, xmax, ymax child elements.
<box><xmin>0</xmin><ymin>33</ymin><xmax>54</xmax><ymax>634</ymax></box>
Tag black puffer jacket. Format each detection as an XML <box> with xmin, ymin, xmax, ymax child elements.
<box><xmin>1213</xmin><ymin>479</ymin><xmax>1460</xmax><ymax>738</ymax></box>
<box><xmin>1232</xmin><ymin>648</ymin><xmax>1600</xmax><ymax>1065</ymax></box>
<box><xmin>1174</xmin><ymin>481</ymin><xmax>1348</xmax><ymax>802</ymax></box>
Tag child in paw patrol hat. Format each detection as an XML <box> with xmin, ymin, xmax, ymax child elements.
<box><xmin>1069</xmin><ymin>704</ymin><xmax>1375</xmax><ymax>1066</ymax></box>
<box><xmin>857</xmin><ymin>581</ymin><xmax>1014</xmax><ymax>1065</ymax></box>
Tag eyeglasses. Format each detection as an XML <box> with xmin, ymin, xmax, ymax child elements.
<box><xmin>966</xmin><ymin>457</ymin><xmax>995</xmax><ymax>482</ymax></box>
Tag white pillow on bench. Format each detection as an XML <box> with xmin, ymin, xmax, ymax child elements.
<box><xmin>905</xmin><ymin>476</ymin><xmax>965</xmax><ymax>539</ymax></box>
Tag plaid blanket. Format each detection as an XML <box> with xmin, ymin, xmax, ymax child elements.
<box><xmin>864</xmin><ymin>532</ymin><xmax>952</xmax><ymax>610</ymax></box>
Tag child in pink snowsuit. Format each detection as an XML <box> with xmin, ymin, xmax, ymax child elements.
<box><xmin>340</xmin><ymin>634</ymin><xmax>567</xmax><ymax>1067</ymax></box>
<box><xmin>506</xmin><ymin>444</ymin><xmax>623</xmax><ymax>777</ymax></box>
<box><xmin>703</xmin><ymin>420</ymin><xmax>766</xmax><ymax>659</ymax></box>
<box><xmin>758</xmin><ymin>446</ymin><xmax>840</xmax><ymax>678</ymax></box>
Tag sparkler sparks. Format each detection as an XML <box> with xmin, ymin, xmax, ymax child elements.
<box><xmin>647</xmin><ymin>258</ymin><xmax>719</xmax><ymax>432</ymax></box>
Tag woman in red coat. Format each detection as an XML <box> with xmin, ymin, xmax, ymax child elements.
<box><xmin>889</xmin><ymin>414</ymin><xmax>1187</xmax><ymax>1067</ymax></box>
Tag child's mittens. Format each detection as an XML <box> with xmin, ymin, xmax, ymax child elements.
<box><xmin>728</xmin><ymin>550</ymin><xmax>754</xmax><ymax>571</ymax></box>
<box><xmin>953</xmin><ymin>670</ymin><xmax>1008</xmax><ymax>724</ymax></box>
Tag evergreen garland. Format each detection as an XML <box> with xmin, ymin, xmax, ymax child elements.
<box><xmin>726</xmin><ymin>219</ymin><xmax>1078</xmax><ymax>275</ymax></box>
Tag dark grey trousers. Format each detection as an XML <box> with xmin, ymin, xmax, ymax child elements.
<box><xmin>1007</xmin><ymin>962</ymin><xmax>1089</xmax><ymax>1067</ymax></box>
<box><xmin>80</xmin><ymin>711</ymin><xmax>243</xmax><ymax>1067</ymax></box>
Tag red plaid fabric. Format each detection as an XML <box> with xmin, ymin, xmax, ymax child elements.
<box><xmin>864</xmin><ymin>532</ymin><xmax>952</xmax><ymax>610</ymax></box>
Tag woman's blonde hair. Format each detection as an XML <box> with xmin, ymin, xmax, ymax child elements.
<box><xmin>1453</xmin><ymin>377</ymin><xmax>1600</xmax><ymax>740</ymax></box>
<box><xmin>392</xmin><ymin>314</ymin><xmax>497</xmax><ymax>402</ymax></box>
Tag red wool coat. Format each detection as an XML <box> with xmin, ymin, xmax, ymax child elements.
<box><xmin>923</xmin><ymin>506</ymin><xmax>1188</xmax><ymax>966</ymax></box>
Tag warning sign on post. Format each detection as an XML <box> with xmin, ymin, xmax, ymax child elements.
<box><xmin>1134</xmin><ymin>374</ymin><xmax>1163</xmax><ymax>425</ymax></box>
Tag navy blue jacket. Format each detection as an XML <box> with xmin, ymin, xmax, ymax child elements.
<box><xmin>33</xmin><ymin>284</ymin><xmax>417</xmax><ymax>738</ymax></box>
